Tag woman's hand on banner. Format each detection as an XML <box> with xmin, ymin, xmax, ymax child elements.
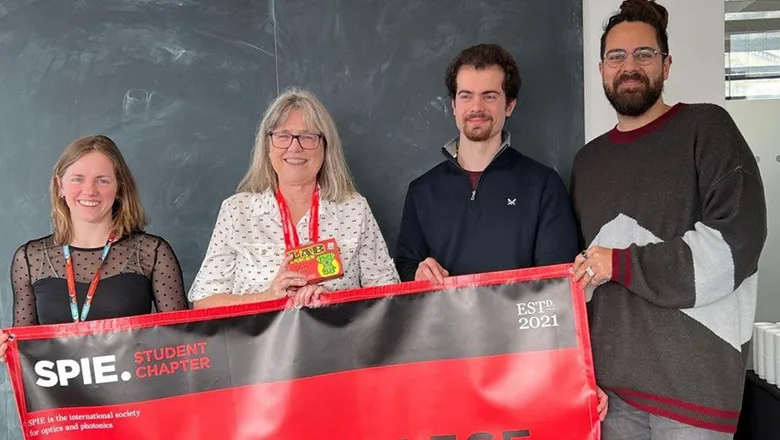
<box><xmin>289</xmin><ymin>284</ymin><xmax>328</xmax><ymax>309</ymax></box>
<box><xmin>415</xmin><ymin>258</ymin><xmax>449</xmax><ymax>285</ymax></box>
<box><xmin>0</xmin><ymin>331</ymin><xmax>9</xmax><ymax>364</ymax></box>
<box><xmin>597</xmin><ymin>387</ymin><xmax>609</xmax><ymax>421</ymax></box>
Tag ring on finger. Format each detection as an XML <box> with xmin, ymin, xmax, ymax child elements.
<box><xmin>580</xmin><ymin>250</ymin><xmax>588</xmax><ymax>259</ymax></box>
<box><xmin>586</xmin><ymin>266</ymin><xmax>595</xmax><ymax>277</ymax></box>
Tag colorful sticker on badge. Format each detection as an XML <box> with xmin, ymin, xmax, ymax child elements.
<box><xmin>286</xmin><ymin>238</ymin><xmax>344</xmax><ymax>284</ymax></box>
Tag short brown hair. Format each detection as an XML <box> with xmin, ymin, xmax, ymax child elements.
<box><xmin>445</xmin><ymin>43</ymin><xmax>521</xmax><ymax>102</ymax></box>
<box><xmin>51</xmin><ymin>135</ymin><xmax>147</xmax><ymax>244</ymax></box>
<box><xmin>601</xmin><ymin>0</ymin><xmax>669</xmax><ymax>59</ymax></box>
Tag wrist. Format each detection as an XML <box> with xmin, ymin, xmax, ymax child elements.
<box><xmin>253</xmin><ymin>289</ymin><xmax>279</xmax><ymax>303</ymax></box>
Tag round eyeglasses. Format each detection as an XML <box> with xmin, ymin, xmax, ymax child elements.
<box><xmin>603</xmin><ymin>48</ymin><xmax>667</xmax><ymax>68</ymax></box>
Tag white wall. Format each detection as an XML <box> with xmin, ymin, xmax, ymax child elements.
<box><xmin>725</xmin><ymin>99</ymin><xmax>780</xmax><ymax>324</ymax></box>
<box><xmin>583</xmin><ymin>0</ymin><xmax>726</xmax><ymax>142</ymax></box>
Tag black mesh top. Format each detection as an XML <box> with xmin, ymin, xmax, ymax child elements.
<box><xmin>11</xmin><ymin>232</ymin><xmax>188</xmax><ymax>326</ymax></box>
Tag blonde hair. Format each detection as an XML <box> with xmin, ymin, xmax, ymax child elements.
<box><xmin>237</xmin><ymin>88</ymin><xmax>356</xmax><ymax>202</ymax></box>
<box><xmin>50</xmin><ymin>135</ymin><xmax>147</xmax><ymax>245</ymax></box>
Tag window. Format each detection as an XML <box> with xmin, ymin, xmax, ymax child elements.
<box><xmin>725</xmin><ymin>1</ymin><xmax>780</xmax><ymax>100</ymax></box>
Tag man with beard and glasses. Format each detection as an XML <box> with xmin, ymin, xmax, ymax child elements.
<box><xmin>569</xmin><ymin>1</ymin><xmax>766</xmax><ymax>439</ymax></box>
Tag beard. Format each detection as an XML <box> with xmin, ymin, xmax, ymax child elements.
<box><xmin>462</xmin><ymin>112</ymin><xmax>495</xmax><ymax>142</ymax></box>
<box><xmin>604</xmin><ymin>71</ymin><xmax>664</xmax><ymax>117</ymax></box>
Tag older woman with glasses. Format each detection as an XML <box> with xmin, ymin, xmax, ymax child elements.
<box><xmin>189</xmin><ymin>88</ymin><xmax>399</xmax><ymax>309</ymax></box>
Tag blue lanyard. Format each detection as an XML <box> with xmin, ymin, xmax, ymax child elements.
<box><xmin>63</xmin><ymin>233</ymin><xmax>115</xmax><ymax>322</ymax></box>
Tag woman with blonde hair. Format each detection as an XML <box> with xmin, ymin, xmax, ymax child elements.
<box><xmin>0</xmin><ymin>135</ymin><xmax>188</xmax><ymax>362</ymax></box>
<box><xmin>190</xmin><ymin>88</ymin><xmax>398</xmax><ymax>308</ymax></box>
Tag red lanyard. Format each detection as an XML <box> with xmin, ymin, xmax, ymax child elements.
<box><xmin>63</xmin><ymin>232</ymin><xmax>116</xmax><ymax>323</ymax></box>
<box><xmin>274</xmin><ymin>186</ymin><xmax>319</xmax><ymax>249</ymax></box>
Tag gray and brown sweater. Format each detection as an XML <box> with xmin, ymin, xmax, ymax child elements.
<box><xmin>571</xmin><ymin>103</ymin><xmax>767</xmax><ymax>433</ymax></box>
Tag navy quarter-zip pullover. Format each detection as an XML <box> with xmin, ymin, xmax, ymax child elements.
<box><xmin>395</xmin><ymin>131</ymin><xmax>579</xmax><ymax>281</ymax></box>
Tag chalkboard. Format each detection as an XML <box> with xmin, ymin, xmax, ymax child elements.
<box><xmin>0</xmin><ymin>0</ymin><xmax>583</xmax><ymax>436</ymax></box>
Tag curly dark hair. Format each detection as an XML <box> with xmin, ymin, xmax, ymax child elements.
<box><xmin>600</xmin><ymin>0</ymin><xmax>669</xmax><ymax>59</ymax></box>
<box><xmin>445</xmin><ymin>43</ymin><xmax>521</xmax><ymax>102</ymax></box>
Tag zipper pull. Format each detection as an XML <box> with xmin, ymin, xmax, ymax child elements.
<box><xmin>470</xmin><ymin>190</ymin><xmax>476</xmax><ymax>201</ymax></box>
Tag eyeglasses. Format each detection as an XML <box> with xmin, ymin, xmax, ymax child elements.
<box><xmin>268</xmin><ymin>132</ymin><xmax>324</xmax><ymax>150</ymax></box>
<box><xmin>603</xmin><ymin>47</ymin><xmax>667</xmax><ymax>68</ymax></box>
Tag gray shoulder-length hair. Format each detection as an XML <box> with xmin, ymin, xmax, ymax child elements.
<box><xmin>237</xmin><ymin>88</ymin><xmax>356</xmax><ymax>203</ymax></box>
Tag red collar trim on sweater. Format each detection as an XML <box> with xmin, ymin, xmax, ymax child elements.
<box><xmin>608</xmin><ymin>102</ymin><xmax>686</xmax><ymax>143</ymax></box>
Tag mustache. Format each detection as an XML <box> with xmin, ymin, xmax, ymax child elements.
<box><xmin>615</xmin><ymin>72</ymin><xmax>648</xmax><ymax>87</ymax></box>
<box><xmin>466</xmin><ymin>112</ymin><xmax>492</xmax><ymax>120</ymax></box>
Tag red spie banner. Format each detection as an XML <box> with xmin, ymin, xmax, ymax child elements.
<box><xmin>4</xmin><ymin>264</ymin><xmax>600</xmax><ymax>440</ymax></box>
